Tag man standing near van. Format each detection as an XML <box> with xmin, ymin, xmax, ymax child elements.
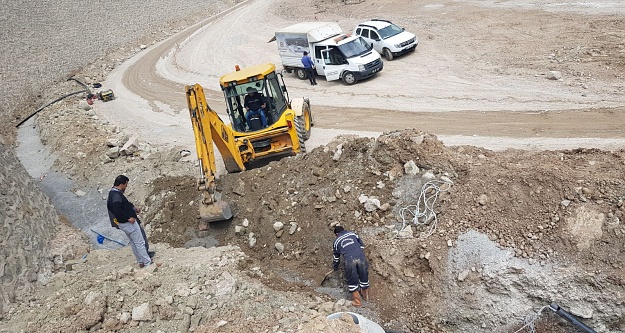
<box><xmin>301</xmin><ymin>51</ymin><xmax>317</xmax><ymax>86</ymax></box>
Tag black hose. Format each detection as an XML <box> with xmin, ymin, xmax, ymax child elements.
<box><xmin>550</xmin><ymin>303</ymin><xmax>597</xmax><ymax>333</ymax></box>
<box><xmin>16</xmin><ymin>78</ymin><xmax>91</xmax><ymax>128</ymax></box>
<box><xmin>68</xmin><ymin>77</ymin><xmax>90</xmax><ymax>91</ymax></box>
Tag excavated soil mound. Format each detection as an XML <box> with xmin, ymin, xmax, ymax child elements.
<box><xmin>144</xmin><ymin>129</ymin><xmax>625</xmax><ymax>332</ymax></box>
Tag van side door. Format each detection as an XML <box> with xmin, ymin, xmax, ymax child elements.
<box><xmin>320</xmin><ymin>49</ymin><xmax>342</xmax><ymax>81</ymax></box>
<box><xmin>313</xmin><ymin>45</ymin><xmax>327</xmax><ymax>76</ymax></box>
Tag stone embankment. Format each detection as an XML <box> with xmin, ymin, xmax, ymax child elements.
<box><xmin>0</xmin><ymin>0</ymin><xmax>240</xmax><ymax>318</ymax></box>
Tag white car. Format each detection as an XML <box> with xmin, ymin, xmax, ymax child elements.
<box><xmin>354</xmin><ymin>19</ymin><xmax>418</xmax><ymax>61</ymax></box>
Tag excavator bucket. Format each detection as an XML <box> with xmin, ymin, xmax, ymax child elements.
<box><xmin>199</xmin><ymin>200</ymin><xmax>233</xmax><ymax>222</ymax></box>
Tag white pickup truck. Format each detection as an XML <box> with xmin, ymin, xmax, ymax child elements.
<box><xmin>275</xmin><ymin>22</ymin><xmax>383</xmax><ymax>85</ymax></box>
<box><xmin>354</xmin><ymin>19</ymin><xmax>418</xmax><ymax>61</ymax></box>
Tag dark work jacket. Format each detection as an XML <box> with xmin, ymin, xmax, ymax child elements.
<box><xmin>333</xmin><ymin>230</ymin><xmax>366</xmax><ymax>270</ymax></box>
<box><xmin>244</xmin><ymin>92</ymin><xmax>266</xmax><ymax>111</ymax></box>
<box><xmin>107</xmin><ymin>187</ymin><xmax>138</xmax><ymax>228</ymax></box>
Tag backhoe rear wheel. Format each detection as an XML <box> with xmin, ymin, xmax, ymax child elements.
<box><xmin>294</xmin><ymin>115</ymin><xmax>307</xmax><ymax>153</ymax></box>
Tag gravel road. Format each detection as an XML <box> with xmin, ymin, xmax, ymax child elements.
<box><xmin>93</xmin><ymin>0</ymin><xmax>625</xmax><ymax>152</ymax></box>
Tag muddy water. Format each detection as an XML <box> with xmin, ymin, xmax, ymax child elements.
<box><xmin>16</xmin><ymin>117</ymin><xmax>127</xmax><ymax>250</ymax></box>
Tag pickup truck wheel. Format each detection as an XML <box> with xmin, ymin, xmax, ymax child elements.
<box><xmin>342</xmin><ymin>71</ymin><xmax>357</xmax><ymax>85</ymax></box>
<box><xmin>383</xmin><ymin>48</ymin><xmax>394</xmax><ymax>61</ymax></box>
<box><xmin>296</xmin><ymin>68</ymin><xmax>307</xmax><ymax>80</ymax></box>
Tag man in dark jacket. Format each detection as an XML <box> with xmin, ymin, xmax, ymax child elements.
<box><xmin>107</xmin><ymin>175</ymin><xmax>154</xmax><ymax>267</ymax></box>
<box><xmin>243</xmin><ymin>87</ymin><xmax>268</xmax><ymax>130</ymax></box>
<box><xmin>333</xmin><ymin>226</ymin><xmax>370</xmax><ymax>307</ymax></box>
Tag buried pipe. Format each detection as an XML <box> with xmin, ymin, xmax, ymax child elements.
<box><xmin>549</xmin><ymin>303</ymin><xmax>597</xmax><ymax>333</ymax></box>
<box><xmin>16</xmin><ymin>77</ymin><xmax>90</xmax><ymax>128</ymax></box>
<box><xmin>327</xmin><ymin>312</ymin><xmax>385</xmax><ymax>333</ymax></box>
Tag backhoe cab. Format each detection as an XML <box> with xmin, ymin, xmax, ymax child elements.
<box><xmin>186</xmin><ymin>63</ymin><xmax>312</xmax><ymax>222</ymax></box>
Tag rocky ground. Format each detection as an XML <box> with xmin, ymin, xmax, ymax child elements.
<box><xmin>6</xmin><ymin>121</ymin><xmax>625</xmax><ymax>332</ymax></box>
<box><xmin>2</xmin><ymin>0</ymin><xmax>625</xmax><ymax>333</ymax></box>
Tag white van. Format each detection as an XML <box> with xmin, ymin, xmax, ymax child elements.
<box><xmin>275</xmin><ymin>22</ymin><xmax>383</xmax><ymax>85</ymax></box>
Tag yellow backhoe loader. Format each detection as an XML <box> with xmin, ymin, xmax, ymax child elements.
<box><xmin>186</xmin><ymin>63</ymin><xmax>312</xmax><ymax>222</ymax></box>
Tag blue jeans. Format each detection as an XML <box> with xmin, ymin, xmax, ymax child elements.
<box><xmin>246</xmin><ymin>109</ymin><xmax>268</xmax><ymax>127</ymax></box>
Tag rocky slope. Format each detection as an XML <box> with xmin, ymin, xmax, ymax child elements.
<box><xmin>2</xmin><ymin>0</ymin><xmax>625</xmax><ymax>332</ymax></box>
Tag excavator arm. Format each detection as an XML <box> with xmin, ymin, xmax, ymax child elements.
<box><xmin>186</xmin><ymin>84</ymin><xmax>242</xmax><ymax>222</ymax></box>
<box><xmin>185</xmin><ymin>65</ymin><xmax>311</xmax><ymax>222</ymax></box>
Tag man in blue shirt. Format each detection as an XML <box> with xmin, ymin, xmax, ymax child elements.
<box><xmin>333</xmin><ymin>226</ymin><xmax>370</xmax><ymax>307</ymax></box>
<box><xmin>301</xmin><ymin>51</ymin><xmax>317</xmax><ymax>86</ymax></box>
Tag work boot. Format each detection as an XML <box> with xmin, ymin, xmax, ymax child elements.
<box><xmin>361</xmin><ymin>288</ymin><xmax>369</xmax><ymax>302</ymax></box>
<box><xmin>351</xmin><ymin>291</ymin><xmax>362</xmax><ymax>307</ymax></box>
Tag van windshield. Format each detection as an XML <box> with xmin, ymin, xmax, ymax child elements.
<box><xmin>378</xmin><ymin>23</ymin><xmax>403</xmax><ymax>39</ymax></box>
<box><xmin>337</xmin><ymin>37</ymin><xmax>372</xmax><ymax>58</ymax></box>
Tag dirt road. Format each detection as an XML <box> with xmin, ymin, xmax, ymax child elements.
<box><xmin>96</xmin><ymin>0</ymin><xmax>625</xmax><ymax>152</ymax></box>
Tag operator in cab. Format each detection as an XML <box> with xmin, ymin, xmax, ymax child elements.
<box><xmin>244</xmin><ymin>87</ymin><xmax>268</xmax><ymax>130</ymax></box>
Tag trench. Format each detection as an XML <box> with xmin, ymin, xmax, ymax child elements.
<box><xmin>16</xmin><ymin>117</ymin><xmax>127</xmax><ymax>250</ymax></box>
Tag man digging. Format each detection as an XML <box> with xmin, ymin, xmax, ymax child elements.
<box><xmin>332</xmin><ymin>226</ymin><xmax>370</xmax><ymax>307</ymax></box>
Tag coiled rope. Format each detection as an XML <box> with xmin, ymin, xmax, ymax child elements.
<box><xmin>398</xmin><ymin>179</ymin><xmax>453</xmax><ymax>238</ymax></box>
<box><xmin>512</xmin><ymin>305</ymin><xmax>552</xmax><ymax>333</ymax></box>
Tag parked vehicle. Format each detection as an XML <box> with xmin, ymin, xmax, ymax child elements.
<box><xmin>275</xmin><ymin>22</ymin><xmax>383</xmax><ymax>85</ymax></box>
<box><xmin>354</xmin><ymin>19</ymin><xmax>418</xmax><ymax>61</ymax></box>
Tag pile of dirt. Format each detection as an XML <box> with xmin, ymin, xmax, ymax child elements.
<box><xmin>6</xmin><ymin>112</ymin><xmax>625</xmax><ymax>332</ymax></box>
<box><xmin>0</xmin><ymin>242</ymin><xmax>363</xmax><ymax>333</ymax></box>
<box><xmin>142</xmin><ymin>129</ymin><xmax>625</xmax><ymax>332</ymax></box>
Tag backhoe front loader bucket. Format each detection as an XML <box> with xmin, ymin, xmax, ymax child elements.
<box><xmin>199</xmin><ymin>200</ymin><xmax>233</xmax><ymax>222</ymax></box>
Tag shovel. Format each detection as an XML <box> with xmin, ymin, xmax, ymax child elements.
<box><xmin>320</xmin><ymin>269</ymin><xmax>335</xmax><ymax>286</ymax></box>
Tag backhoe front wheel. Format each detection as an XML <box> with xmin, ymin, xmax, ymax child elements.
<box><xmin>297</xmin><ymin>103</ymin><xmax>312</xmax><ymax>140</ymax></box>
<box><xmin>296</xmin><ymin>68</ymin><xmax>307</xmax><ymax>80</ymax></box>
<box><xmin>294</xmin><ymin>116</ymin><xmax>307</xmax><ymax>153</ymax></box>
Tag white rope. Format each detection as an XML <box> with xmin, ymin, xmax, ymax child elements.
<box><xmin>397</xmin><ymin>179</ymin><xmax>453</xmax><ymax>238</ymax></box>
<box><xmin>511</xmin><ymin>305</ymin><xmax>553</xmax><ymax>333</ymax></box>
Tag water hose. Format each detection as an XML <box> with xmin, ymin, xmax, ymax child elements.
<box><xmin>550</xmin><ymin>303</ymin><xmax>597</xmax><ymax>333</ymax></box>
<box><xmin>16</xmin><ymin>77</ymin><xmax>90</xmax><ymax>128</ymax></box>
